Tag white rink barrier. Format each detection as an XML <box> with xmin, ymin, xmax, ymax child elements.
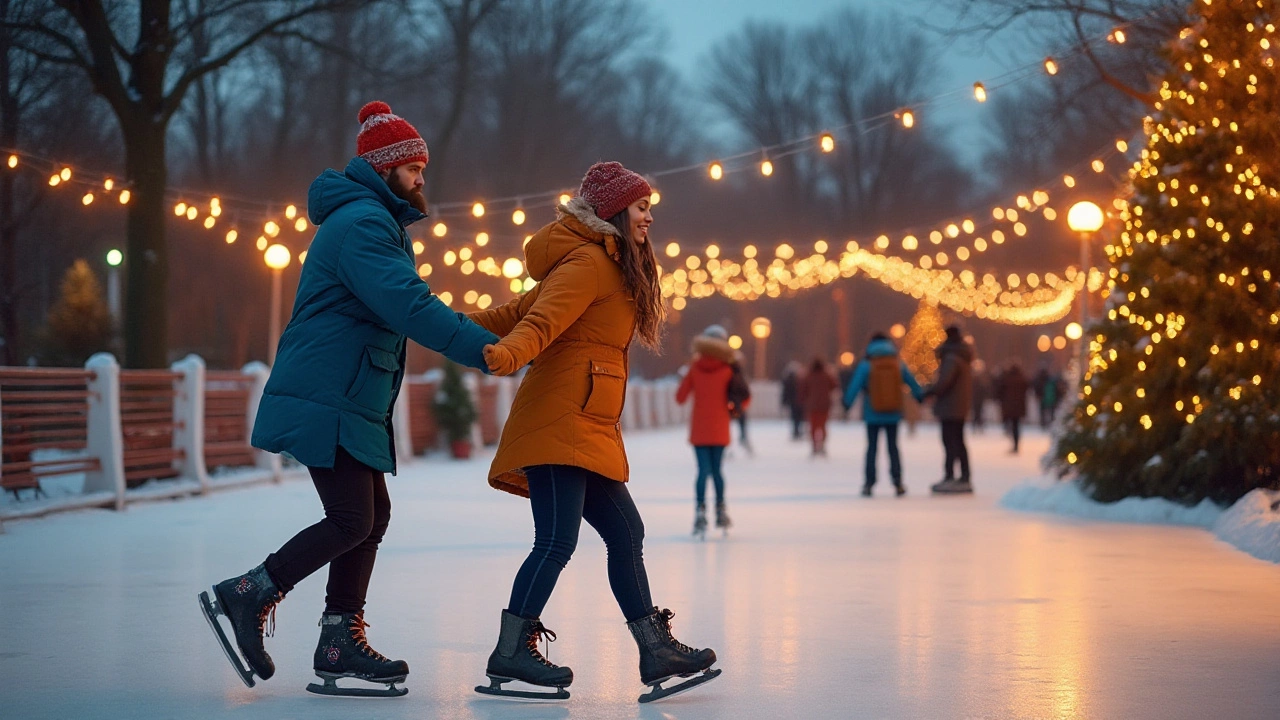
<box><xmin>1</xmin><ymin>359</ymin><xmax>695</xmax><ymax>522</ymax></box>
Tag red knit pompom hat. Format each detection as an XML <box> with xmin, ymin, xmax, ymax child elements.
<box><xmin>355</xmin><ymin>101</ymin><xmax>429</xmax><ymax>172</ymax></box>
<box><xmin>577</xmin><ymin>161</ymin><xmax>652</xmax><ymax>220</ymax></box>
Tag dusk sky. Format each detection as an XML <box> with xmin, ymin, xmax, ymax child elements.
<box><xmin>646</xmin><ymin>0</ymin><xmax>1037</xmax><ymax>166</ymax></box>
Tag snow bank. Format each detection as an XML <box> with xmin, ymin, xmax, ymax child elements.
<box><xmin>1000</xmin><ymin>478</ymin><xmax>1223</xmax><ymax>527</ymax></box>
<box><xmin>1002</xmin><ymin>479</ymin><xmax>1280</xmax><ymax>563</ymax></box>
<box><xmin>1212</xmin><ymin>489</ymin><xmax>1280</xmax><ymax>563</ymax></box>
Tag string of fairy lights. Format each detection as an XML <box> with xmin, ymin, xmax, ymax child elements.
<box><xmin>1059</xmin><ymin>2</ymin><xmax>1279</xmax><ymax>457</ymax></box>
<box><xmin>6</xmin><ymin>12</ymin><xmax>1157</xmax><ymax>327</ymax></box>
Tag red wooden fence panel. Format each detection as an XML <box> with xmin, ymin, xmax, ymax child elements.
<box><xmin>0</xmin><ymin>368</ymin><xmax>100</xmax><ymax>499</ymax></box>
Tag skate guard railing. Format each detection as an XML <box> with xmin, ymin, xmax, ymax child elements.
<box><xmin>1</xmin><ymin>357</ymin><xmax>692</xmax><ymax>524</ymax></box>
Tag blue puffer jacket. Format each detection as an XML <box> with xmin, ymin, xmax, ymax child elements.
<box><xmin>842</xmin><ymin>338</ymin><xmax>924</xmax><ymax>425</ymax></box>
<box><xmin>251</xmin><ymin>158</ymin><xmax>497</xmax><ymax>473</ymax></box>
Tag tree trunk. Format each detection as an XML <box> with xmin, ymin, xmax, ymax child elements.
<box><xmin>122</xmin><ymin>120</ymin><xmax>170</xmax><ymax>369</ymax></box>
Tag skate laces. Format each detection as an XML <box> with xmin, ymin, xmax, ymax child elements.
<box><xmin>527</xmin><ymin>621</ymin><xmax>558</xmax><ymax>667</ymax></box>
<box><xmin>656</xmin><ymin>609</ymin><xmax>695</xmax><ymax>654</ymax></box>
<box><xmin>257</xmin><ymin>591</ymin><xmax>283</xmax><ymax>639</ymax></box>
<box><xmin>349</xmin><ymin>615</ymin><xmax>391</xmax><ymax>662</ymax></box>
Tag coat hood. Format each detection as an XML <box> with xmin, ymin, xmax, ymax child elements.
<box><xmin>865</xmin><ymin>338</ymin><xmax>900</xmax><ymax>359</ymax></box>
<box><xmin>692</xmin><ymin>334</ymin><xmax>734</xmax><ymax>366</ymax></box>
<box><xmin>524</xmin><ymin>196</ymin><xmax>622</xmax><ymax>281</ymax></box>
<box><xmin>935</xmin><ymin>337</ymin><xmax>975</xmax><ymax>363</ymax></box>
<box><xmin>307</xmin><ymin>157</ymin><xmax>427</xmax><ymax>228</ymax></box>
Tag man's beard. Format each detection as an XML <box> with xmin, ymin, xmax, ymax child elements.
<box><xmin>388</xmin><ymin>173</ymin><xmax>428</xmax><ymax>214</ymax></box>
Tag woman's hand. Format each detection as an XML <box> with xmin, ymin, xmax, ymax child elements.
<box><xmin>483</xmin><ymin>343</ymin><xmax>517</xmax><ymax>376</ymax></box>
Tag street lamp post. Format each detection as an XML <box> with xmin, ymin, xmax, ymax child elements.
<box><xmin>264</xmin><ymin>244</ymin><xmax>292</xmax><ymax>366</ymax></box>
<box><xmin>105</xmin><ymin>249</ymin><xmax>123</xmax><ymax>320</ymax></box>
<box><xmin>750</xmin><ymin>317</ymin><xmax>772</xmax><ymax>380</ymax></box>
<box><xmin>1067</xmin><ymin>201</ymin><xmax>1104</xmax><ymax>371</ymax></box>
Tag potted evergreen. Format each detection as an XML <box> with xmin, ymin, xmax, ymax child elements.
<box><xmin>433</xmin><ymin>361</ymin><xmax>477</xmax><ymax>459</ymax></box>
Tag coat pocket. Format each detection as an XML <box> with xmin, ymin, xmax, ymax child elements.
<box><xmin>582</xmin><ymin>361</ymin><xmax>626</xmax><ymax>421</ymax></box>
<box><xmin>346</xmin><ymin>345</ymin><xmax>400</xmax><ymax>413</ymax></box>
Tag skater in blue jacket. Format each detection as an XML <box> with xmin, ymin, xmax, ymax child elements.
<box><xmin>842</xmin><ymin>333</ymin><xmax>924</xmax><ymax>496</ymax></box>
<box><xmin>199</xmin><ymin>101</ymin><xmax>496</xmax><ymax>698</ymax></box>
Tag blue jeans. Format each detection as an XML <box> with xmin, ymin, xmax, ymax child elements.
<box><xmin>507</xmin><ymin>464</ymin><xmax>653</xmax><ymax>622</ymax></box>
<box><xmin>865</xmin><ymin>423</ymin><xmax>902</xmax><ymax>488</ymax></box>
<box><xmin>694</xmin><ymin>445</ymin><xmax>726</xmax><ymax>506</ymax></box>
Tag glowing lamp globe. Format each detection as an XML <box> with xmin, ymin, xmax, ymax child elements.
<box><xmin>750</xmin><ymin>317</ymin><xmax>772</xmax><ymax>340</ymax></box>
<box><xmin>1065</xmin><ymin>322</ymin><xmax>1083</xmax><ymax>340</ymax></box>
<box><xmin>106</xmin><ymin>249</ymin><xmax>123</xmax><ymax>267</ymax></box>
<box><xmin>1067</xmin><ymin>201</ymin><xmax>1104</xmax><ymax>233</ymax></box>
<box><xmin>264</xmin><ymin>244</ymin><xmax>291</xmax><ymax>270</ymax></box>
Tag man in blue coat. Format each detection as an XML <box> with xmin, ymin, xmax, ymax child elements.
<box><xmin>199</xmin><ymin>102</ymin><xmax>496</xmax><ymax>697</ymax></box>
<box><xmin>843</xmin><ymin>333</ymin><xmax>924</xmax><ymax>497</ymax></box>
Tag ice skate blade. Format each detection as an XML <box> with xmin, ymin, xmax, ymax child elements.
<box><xmin>638</xmin><ymin>667</ymin><xmax>721</xmax><ymax>703</ymax></box>
<box><xmin>307</xmin><ymin>672</ymin><xmax>407</xmax><ymax>698</ymax></box>
<box><xmin>197</xmin><ymin>590</ymin><xmax>255</xmax><ymax>688</ymax></box>
<box><xmin>475</xmin><ymin>676</ymin><xmax>570</xmax><ymax>702</ymax></box>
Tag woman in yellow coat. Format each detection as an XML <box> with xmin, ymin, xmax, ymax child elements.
<box><xmin>469</xmin><ymin>162</ymin><xmax>719</xmax><ymax>703</ymax></box>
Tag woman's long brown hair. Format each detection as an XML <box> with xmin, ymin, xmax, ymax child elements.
<box><xmin>607</xmin><ymin>209</ymin><xmax>665</xmax><ymax>349</ymax></box>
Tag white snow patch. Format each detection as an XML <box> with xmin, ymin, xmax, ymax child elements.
<box><xmin>1002</xmin><ymin>478</ymin><xmax>1280</xmax><ymax>563</ymax></box>
<box><xmin>1212</xmin><ymin>489</ymin><xmax>1280</xmax><ymax>563</ymax></box>
<box><xmin>1001</xmin><ymin>477</ymin><xmax>1222</xmax><ymax>526</ymax></box>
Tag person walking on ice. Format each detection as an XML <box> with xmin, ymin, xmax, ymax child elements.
<box><xmin>676</xmin><ymin>324</ymin><xmax>749</xmax><ymax>538</ymax></box>
<box><xmin>842</xmin><ymin>332</ymin><xmax>924</xmax><ymax>497</ymax></box>
<box><xmin>197</xmin><ymin>101</ymin><xmax>497</xmax><ymax>698</ymax></box>
<box><xmin>467</xmin><ymin>162</ymin><xmax>719</xmax><ymax>703</ymax></box>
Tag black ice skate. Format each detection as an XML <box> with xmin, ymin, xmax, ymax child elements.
<box><xmin>475</xmin><ymin>610</ymin><xmax>572</xmax><ymax>701</ymax></box>
<box><xmin>627</xmin><ymin>607</ymin><xmax>720</xmax><ymax>703</ymax></box>
<box><xmin>306</xmin><ymin>612</ymin><xmax>409</xmax><ymax>697</ymax></box>
<box><xmin>714</xmin><ymin>502</ymin><xmax>732</xmax><ymax>535</ymax></box>
<box><xmin>693</xmin><ymin>503</ymin><xmax>707</xmax><ymax>540</ymax></box>
<box><xmin>198</xmin><ymin>563</ymin><xmax>284</xmax><ymax>688</ymax></box>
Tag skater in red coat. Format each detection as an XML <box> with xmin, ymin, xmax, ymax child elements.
<box><xmin>801</xmin><ymin>356</ymin><xmax>839</xmax><ymax>456</ymax></box>
<box><xmin>675</xmin><ymin>325</ymin><xmax>748</xmax><ymax>537</ymax></box>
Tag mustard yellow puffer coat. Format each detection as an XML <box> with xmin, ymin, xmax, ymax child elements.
<box><xmin>468</xmin><ymin>197</ymin><xmax>636</xmax><ymax>497</ymax></box>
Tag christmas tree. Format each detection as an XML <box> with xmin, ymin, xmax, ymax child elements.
<box><xmin>39</xmin><ymin>259</ymin><xmax>114</xmax><ymax>367</ymax></box>
<box><xmin>1052</xmin><ymin>0</ymin><xmax>1279</xmax><ymax>505</ymax></box>
<box><xmin>901</xmin><ymin>299</ymin><xmax>946</xmax><ymax>381</ymax></box>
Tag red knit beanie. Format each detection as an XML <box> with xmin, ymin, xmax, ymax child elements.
<box><xmin>577</xmin><ymin>161</ymin><xmax>653</xmax><ymax>220</ymax></box>
<box><xmin>356</xmin><ymin>101</ymin><xmax>429</xmax><ymax>173</ymax></box>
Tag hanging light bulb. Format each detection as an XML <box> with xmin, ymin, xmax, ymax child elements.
<box><xmin>512</xmin><ymin>207</ymin><xmax>526</xmax><ymax>225</ymax></box>
<box><xmin>973</xmin><ymin>82</ymin><xmax>987</xmax><ymax>102</ymax></box>
<box><xmin>558</xmin><ymin>192</ymin><xmax>572</xmax><ymax>205</ymax></box>
<box><xmin>1044</xmin><ymin>57</ymin><xmax>1059</xmax><ymax>75</ymax></box>
<box><xmin>819</xmin><ymin>133</ymin><xmax>835</xmax><ymax>153</ymax></box>
<box><xmin>433</xmin><ymin>222</ymin><xmax>447</xmax><ymax>237</ymax></box>
<box><xmin>174</xmin><ymin>202</ymin><xmax>188</xmax><ymax>217</ymax></box>
<box><xmin>59</xmin><ymin>167</ymin><xmax>71</xmax><ymax>181</ymax></box>
<box><xmin>6</xmin><ymin>154</ymin><xmax>16</xmax><ymax>168</ymax></box>
<box><xmin>203</xmin><ymin>216</ymin><xmax>216</xmax><ymax>229</ymax></box>
<box><xmin>103</xmin><ymin>178</ymin><xmax>114</xmax><ymax>190</ymax></box>
<box><xmin>82</xmin><ymin>192</ymin><xmax>94</xmax><ymax>206</ymax></box>
<box><xmin>118</xmin><ymin>190</ymin><xmax>131</xmax><ymax>204</ymax></box>
<box><xmin>760</xmin><ymin>158</ymin><xmax>774</xmax><ymax>177</ymax></box>
<box><xmin>708</xmin><ymin>161</ymin><xmax>724</xmax><ymax>180</ymax></box>
<box><xmin>900</xmin><ymin>110</ymin><xmax>915</xmax><ymax>128</ymax></box>
<box><xmin>472</xmin><ymin>202</ymin><xmax>485</xmax><ymax>218</ymax></box>
<box><xmin>476</xmin><ymin>232</ymin><xmax>490</xmax><ymax>247</ymax></box>
<box><xmin>294</xmin><ymin>218</ymin><xmax>307</xmax><ymax>232</ymax></box>
<box><xmin>650</xmin><ymin>191</ymin><xmax>661</xmax><ymax>205</ymax></box>
<box><xmin>285</xmin><ymin>204</ymin><xmax>297</xmax><ymax>220</ymax></box>
<box><xmin>225</xmin><ymin>230</ymin><xmax>238</xmax><ymax>244</ymax></box>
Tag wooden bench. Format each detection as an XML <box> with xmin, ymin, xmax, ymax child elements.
<box><xmin>119</xmin><ymin>369</ymin><xmax>183</xmax><ymax>488</ymax></box>
<box><xmin>0</xmin><ymin>368</ymin><xmax>101</xmax><ymax>500</ymax></box>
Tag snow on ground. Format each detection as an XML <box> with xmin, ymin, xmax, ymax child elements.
<box><xmin>3</xmin><ymin>420</ymin><xmax>1279</xmax><ymax>720</ymax></box>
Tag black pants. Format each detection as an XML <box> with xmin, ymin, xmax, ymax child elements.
<box><xmin>507</xmin><ymin>464</ymin><xmax>653</xmax><ymax>623</ymax></box>
<box><xmin>790</xmin><ymin>406</ymin><xmax>805</xmax><ymax>439</ymax></box>
<box><xmin>1008</xmin><ymin>417</ymin><xmax>1021</xmax><ymax>452</ymax></box>
<box><xmin>865</xmin><ymin>422</ymin><xmax>901</xmax><ymax>487</ymax></box>
<box><xmin>941</xmin><ymin>419</ymin><xmax>970</xmax><ymax>481</ymax></box>
<box><xmin>264</xmin><ymin>447</ymin><xmax>391</xmax><ymax>614</ymax></box>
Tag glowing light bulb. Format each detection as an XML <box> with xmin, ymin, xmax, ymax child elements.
<box><xmin>433</xmin><ymin>222</ymin><xmax>447</xmax><ymax>237</ymax></box>
<box><xmin>118</xmin><ymin>190</ymin><xmax>131</xmax><ymax>204</ymax></box>
<box><xmin>1044</xmin><ymin>57</ymin><xmax>1059</xmax><ymax>75</ymax></box>
<box><xmin>472</xmin><ymin>202</ymin><xmax>485</xmax><ymax>218</ymax></box>
<box><xmin>558</xmin><ymin>193</ymin><xmax>572</xmax><ymax>205</ymax></box>
<box><xmin>82</xmin><ymin>192</ymin><xmax>94</xmax><ymax>206</ymax></box>
<box><xmin>650</xmin><ymin>191</ymin><xmax>661</xmax><ymax>205</ymax></box>
<box><xmin>973</xmin><ymin>82</ymin><xmax>987</xmax><ymax>102</ymax></box>
<box><xmin>175</xmin><ymin>203</ymin><xmax>188</xmax><ymax>217</ymax></box>
<box><xmin>709</xmin><ymin>162</ymin><xmax>724</xmax><ymax>180</ymax></box>
<box><xmin>294</xmin><ymin>218</ymin><xmax>307</xmax><ymax>232</ymax></box>
<box><xmin>900</xmin><ymin>110</ymin><xmax>915</xmax><ymax>128</ymax></box>
<box><xmin>760</xmin><ymin>159</ymin><xmax>773</xmax><ymax>176</ymax></box>
<box><xmin>5</xmin><ymin>154</ymin><xmax>16</xmax><ymax>168</ymax></box>
<box><xmin>285</xmin><ymin>204</ymin><xmax>297</xmax><ymax>220</ymax></box>
<box><xmin>59</xmin><ymin>167</ymin><xmax>71</xmax><ymax>181</ymax></box>
<box><xmin>820</xmin><ymin>133</ymin><xmax>835</xmax><ymax>153</ymax></box>
<box><xmin>512</xmin><ymin>208</ymin><xmax>526</xmax><ymax>225</ymax></box>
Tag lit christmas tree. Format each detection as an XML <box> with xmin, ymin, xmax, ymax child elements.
<box><xmin>1052</xmin><ymin>0</ymin><xmax>1279</xmax><ymax>505</ymax></box>
<box><xmin>39</xmin><ymin>259</ymin><xmax>114</xmax><ymax>366</ymax></box>
<box><xmin>901</xmin><ymin>299</ymin><xmax>946</xmax><ymax>382</ymax></box>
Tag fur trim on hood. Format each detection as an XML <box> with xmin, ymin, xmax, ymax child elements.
<box><xmin>692</xmin><ymin>334</ymin><xmax>735</xmax><ymax>364</ymax></box>
<box><xmin>558</xmin><ymin>196</ymin><xmax>621</xmax><ymax>238</ymax></box>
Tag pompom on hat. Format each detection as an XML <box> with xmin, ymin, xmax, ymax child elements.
<box><xmin>356</xmin><ymin>101</ymin><xmax>429</xmax><ymax>173</ymax></box>
<box><xmin>576</xmin><ymin>161</ymin><xmax>653</xmax><ymax>220</ymax></box>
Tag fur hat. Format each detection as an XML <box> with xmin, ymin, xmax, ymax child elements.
<box><xmin>356</xmin><ymin>101</ymin><xmax>429</xmax><ymax>173</ymax></box>
<box><xmin>577</xmin><ymin>161</ymin><xmax>652</xmax><ymax>220</ymax></box>
<box><xmin>701</xmin><ymin>324</ymin><xmax>729</xmax><ymax>340</ymax></box>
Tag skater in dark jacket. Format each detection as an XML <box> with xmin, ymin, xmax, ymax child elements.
<box><xmin>468</xmin><ymin>162</ymin><xmax>718</xmax><ymax>703</ymax></box>
<box><xmin>922</xmin><ymin>326</ymin><xmax>975</xmax><ymax>494</ymax></box>
<box><xmin>781</xmin><ymin>361</ymin><xmax>805</xmax><ymax>439</ymax></box>
<box><xmin>198</xmin><ymin>102</ymin><xmax>496</xmax><ymax>697</ymax></box>
<box><xmin>998</xmin><ymin>363</ymin><xmax>1031</xmax><ymax>453</ymax></box>
<box><xmin>842</xmin><ymin>333</ymin><xmax>924</xmax><ymax>496</ymax></box>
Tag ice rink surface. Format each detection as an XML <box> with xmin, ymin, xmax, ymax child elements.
<box><xmin>3</xmin><ymin>420</ymin><xmax>1278</xmax><ymax>719</ymax></box>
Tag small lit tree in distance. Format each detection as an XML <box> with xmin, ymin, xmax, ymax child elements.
<box><xmin>901</xmin><ymin>299</ymin><xmax>946</xmax><ymax>382</ymax></box>
<box><xmin>40</xmin><ymin>259</ymin><xmax>114</xmax><ymax>367</ymax></box>
<box><xmin>1052</xmin><ymin>0</ymin><xmax>1280</xmax><ymax>505</ymax></box>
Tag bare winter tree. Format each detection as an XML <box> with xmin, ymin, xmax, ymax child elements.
<box><xmin>1</xmin><ymin>0</ymin><xmax>370</xmax><ymax>368</ymax></box>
